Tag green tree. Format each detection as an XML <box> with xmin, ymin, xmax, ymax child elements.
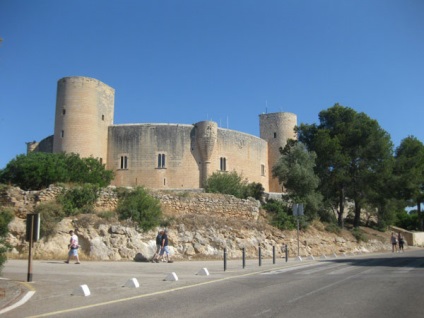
<box><xmin>0</xmin><ymin>152</ymin><xmax>114</xmax><ymax>190</ymax></box>
<box><xmin>116</xmin><ymin>187</ymin><xmax>162</xmax><ymax>232</ymax></box>
<box><xmin>0</xmin><ymin>207</ymin><xmax>14</xmax><ymax>274</ymax></box>
<box><xmin>0</xmin><ymin>152</ymin><xmax>69</xmax><ymax>190</ymax></box>
<box><xmin>272</xmin><ymin>142</ymin><xmax>323</xmax><ymax>220</ymax></box>
<box><xmin>65</xmin><ymin>154</ymin><xmax>114</xmax><ymax>187</ymax></box>
<box><xmin>298</xmin><ymin>104</ymin><xmax>394</xmax><ymax>228</ymax></box>
<box><xmin>393</xmin><ymin>136</ymin><xmax>424</xmax><ymax>230</ymax></box>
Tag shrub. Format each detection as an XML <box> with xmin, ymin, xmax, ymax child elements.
<box><xmin>325</xmin><ymin>222</ymin><xmax>341</xmax><ymax>235</ymax></box>
<box><xmin>116</xmin><ymin>187</ymin><xmax>162</xmax><ymax>232</ymax></box>
<box><xmin>244</xmin><ymin>182</ymin><xmax>265</xmax><ymax>201</ymax></box>
<box><xmin>34</xmin><ymin>202</ymin><xmax>65</xmax><ymax>238</ymax></box>
<box><xmin>97</xmin><ymin>211</ymin><xmax>118</xmax><ymax>221</ymax></box>
<box><xmin>57</xmin><ymin>184</ymin><xmax>99</xmax><ymax>216</ymax></box>
<box><xmin>0</xmin><ymin>207</ymin><xmax>14</xmax><ymax>274</ymax></box>
<box><xmin>263</xmin><ymin>199</ymin><xmax>296</xmax><ymax>230</ymax></box>
<box><xmin>352</xmin><ymin>228</ymin><xmax>368</xmax><ymax>242</ymax></box>
<box><xmin>205</xmin><ymin>171</ymin><xmax>264</xmax><ymax>200</ymax></box>
<box><xmin>205</xmin><ymin>171</ymin><xmax>247</xmax><ymax>198</ymax></box>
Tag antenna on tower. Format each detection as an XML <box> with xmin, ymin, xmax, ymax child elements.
<box><xmin>265</xmin><ymin>100</ymin><xmax>268</xmax><ymax>114</ymax></box>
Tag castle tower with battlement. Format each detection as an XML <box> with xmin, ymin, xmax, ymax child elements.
<box><xmin>53</xmin><ymin>76</ymin><xmax>115</xmax><ymax>164</ymax></box>
<box><xmin>259</xmin><ymin>112</ymin><xmax>297</xmax><ymax>192</ymax></box>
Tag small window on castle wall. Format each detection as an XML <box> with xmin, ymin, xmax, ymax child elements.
<box><xmin>220</xmin><ymin>157</ymin><xmax>227</xmax><ymax>171</ymax></box>
<box><xmin>158</xmin><ymin>154</ymin><xmax>166</xmax><ymax>168</ymax></box>
<box><xmin>274</xmin><ymin>132</ymin><xmax>277</xmax><ymax>138</ymax></box>
<box><xmin>62</xmin><ymin>109</ymin><xmax>66</xmax><ymax>115</ymax></box>
<box><xmin>102</xmin><ymin>114</ymin><xmax>104</xmax><ymax>121</ymax></box>
<box><xmin>261</xmin><ymin>164</ymin><xmax>265</xmax><ymax>176</ymax></box>
<box><xmin>120</xmin><ymin>156</ymin><xmax>128</xmax><ymax>169</ymax></box>
<box><xmin>61</xmin><ymin>130</ymin><xmax>64</xmax><ymax>138</ymax></box>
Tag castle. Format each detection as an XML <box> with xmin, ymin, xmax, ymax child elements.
<box><xmin>28</xmin><ymin>76</ymin><xmax>297</xmax><ymax>193</ymax></box>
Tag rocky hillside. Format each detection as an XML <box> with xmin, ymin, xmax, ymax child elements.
<box><xmin>3</xmin><ymin>186</ymin><xmax>393</xmax><ymax>261</ymax></box>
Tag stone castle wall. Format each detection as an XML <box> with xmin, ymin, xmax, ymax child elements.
<box><xmin>107</xmin><ymin>123</ymin><xmax>269</xmax><ymax>191</ymax></box>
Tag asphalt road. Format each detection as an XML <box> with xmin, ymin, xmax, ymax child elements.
<box><xmin>2</xmin><ymin>250</ymin><xmax>424</xmax><ymax>318</ymax></box>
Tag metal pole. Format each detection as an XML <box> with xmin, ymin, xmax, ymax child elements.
<box><xmin>258</xmin><ymin>246</ymin><xmax>262</xmax><ymax>266</ymax></box>
<box><xmin>285</xmin><ymin>244</ymin><xmax>288</xmax><ymax>262</ymax></box>
<box><xmin>273</xmin><ymin>246</ymin><xmax>276</xmax><ymax>264</ymax></box>
<box><xmin>224</xmin><ymin>248</ymin><xmax>227</xmax><ymax>271</ymax></box>
<box><xmin>27</xmin><ymin>215</ymin><xmax>34</xmax><ymax>282</ymax></box>
<box><xmin>242</xmin><ymin>247</ymin><xmax>245</xmax><ymax>269</ymax></box>
<box><xmin>297</xmin><ymin>218</ymin><xmax>300</xmax><ymax>257</ymax></box>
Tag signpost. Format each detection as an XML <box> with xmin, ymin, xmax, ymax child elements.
<box><xmin>26</xmin><ymin>213</ymin><xmax>40</xmax><ymax>282</ymax></box>
<box><xmin>292</xmin><ymin>204</ymin><xmax>304</xmax><ymax>257</ymax></box>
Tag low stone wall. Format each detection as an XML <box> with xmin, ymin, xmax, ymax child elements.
<box><xmin>390</xmin><ymin>226</ymin><xmax>424</xmax><ymax>247</ymax></box>
<box><xmin>2</xmin><ymin>186</ymin><xmax>261</xmax><ymax>222</ymax></box>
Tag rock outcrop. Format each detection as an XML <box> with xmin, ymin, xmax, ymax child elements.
<box><xmin>3</xmin><ymin>185</ymin><xmax>392</xmax><ymax>261</ymax></box>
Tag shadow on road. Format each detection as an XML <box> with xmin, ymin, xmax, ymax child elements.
<box><xmin>324</xmin><ymin>255</ymin><xmax>424</xmax><ymax>268</ymax></box>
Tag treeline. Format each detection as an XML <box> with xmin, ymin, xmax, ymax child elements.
<box><xmin>272</xmin><ymin>104</ymin><xmax>424</xmax><ymax>231</ymax></box>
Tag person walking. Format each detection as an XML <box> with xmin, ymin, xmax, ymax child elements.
<box><xmin>398</xmin><ymin>232</ymin><xmax>405</xmax><ymax>252</ymax></box>
<box><xmin>159</xmin><ymin>230</ymin><xmax>173</xmax><ymax>263</ymax></box>
<box><xmin>65</xmin><ymin>230</ymin><xmax>80</xmax><ymax>264</ymax></box>
<box><xmin>391</xmin><ymin>232</ymin><xmax>398</xmax><ymax>253</ymax></box>
<box><xmin>152</xmin><ymin>230</ymin><xmax>163</xmax><ymax>263</ymax></box>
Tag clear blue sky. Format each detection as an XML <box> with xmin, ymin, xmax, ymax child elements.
<box><xmin>1</xmin><ymin>0</ymin><xmax>423</xmax><ymax>169</ymax></box>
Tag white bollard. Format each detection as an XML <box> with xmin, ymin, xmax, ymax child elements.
<box><xmin>124</xmin><ymin>278</ymin><xmax>140</xmax><ymax>288</ymax></box>
<box><xmin>72</xmin><ymin>284</ymin><xmax>91</xmax><ymax>296</ymax></box>
<box><xmin>164</xmin><ymin>272</ymin><xmax>179</xmax><ymax>281</ymax></box>
<box><xmin>196</xmin><ymin>268</ymin><xmax>210</xmax><ymax>276</ymax></box>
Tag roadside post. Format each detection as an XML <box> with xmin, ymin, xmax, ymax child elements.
<box><xmin>25</xmin><ymin>213</ymin><xmax>40</xmax><ymax>282</ymax></box>
<box><xmin>258</xmin><ymin>245</ymin><xmax>262</xmax><ymax>266</ymax></box>
<box><xmin>292</xmin><ymin>204</ymin><xmax>304</xmax><ymax>257</ymax></box>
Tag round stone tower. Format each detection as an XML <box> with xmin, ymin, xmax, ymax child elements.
<box><xmin>195</xmin><ymin>121</ymin><xmax>218</xmax><ymax>187</ymax></box>
<box><xmin>259</xmin><ymin>112</ymin><xmax>297</xmax><ymax>192</ymax></box>
<box><xmin>53</xmin><ymin>76</ymin><xmax>115</xmax><ymax>164</ymax></box>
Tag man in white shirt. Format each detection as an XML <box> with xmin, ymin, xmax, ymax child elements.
<box><xmin>65</xmin><ymin>230</ymin><xmax>81</xmax><ymax>264</ymax></box>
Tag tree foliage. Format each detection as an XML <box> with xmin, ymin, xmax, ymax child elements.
<box><xmin>393</xmin><ymin>136</ymin><xmax>424</xmax><ymax>230</ymax></box>
<box><xmin>0</xmin><ymin>207</ymin><xmax>14</xmax><ymax>274</ymax></box>
<box><xmin>116</xmin><ymin>187</ymin><xmax>162</xmax><ymax>232</ymax></box>
<box><xmin>298</xmin><ymin>104</ymin><xmax>394</xmax><ymax>228</ymax></box>
<box><xmin>0</xmin><ymin>152</ymin><xmax>114</xmax><ymax>190</ymax></box>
